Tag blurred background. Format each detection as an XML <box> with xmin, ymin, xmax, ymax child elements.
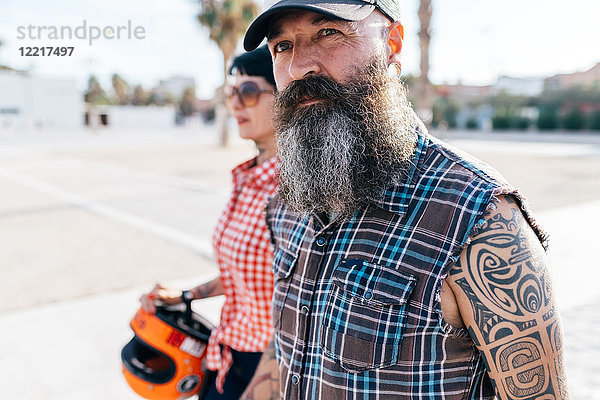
<box><xmin>0</xmin><ymin>0</ymin><xmax>599</xmax><ymax>399</ymax></box>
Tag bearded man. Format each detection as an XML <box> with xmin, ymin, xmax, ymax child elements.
<box><xmin>240</xmin><ymin>1</ymin><xmax>569</xmax><ymax>399</ymax></box>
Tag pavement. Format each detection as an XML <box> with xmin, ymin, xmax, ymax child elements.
<box><xmin>1</xmin><ymin>127</ymin><xmax>599</xmax><ymax>399</ymax></box>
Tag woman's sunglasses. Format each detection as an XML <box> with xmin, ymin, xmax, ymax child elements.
<box><xmin>225</xmin><ymin>81</ymin><xmax>273</xmax><ymax>108</ymax></box>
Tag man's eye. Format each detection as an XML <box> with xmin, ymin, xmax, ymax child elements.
<box><xmin>321</xmin><ymin>28</ymin><xmax>340</xmax><ymax>37</ymax></box>
<box><xmin>274</xmin><ymin>41</ymin><xmax>292</xmax><ymax>53</ymax></box>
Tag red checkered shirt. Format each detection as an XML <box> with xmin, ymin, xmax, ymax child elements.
<box><xmin>207</xmin><ymin>155</ymin><xmax>278</xmax><ymax>392</ymax></box>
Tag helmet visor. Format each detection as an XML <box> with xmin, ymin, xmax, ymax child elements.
<box><xmin>121</xmin><ymin>336</ymin><xmax>176</xmax><ymax>384</ymax></box>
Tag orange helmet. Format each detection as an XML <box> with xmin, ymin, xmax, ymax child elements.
<box><xmin>121</xmin><ymin>302</ymin><xmax>214</xmax><ymax>399</ymax></box>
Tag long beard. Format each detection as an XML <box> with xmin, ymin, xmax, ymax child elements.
<box><xmin>274</xmin><ymin>55</ymin><xmax>418</xmax><ymax>217</ymax></box>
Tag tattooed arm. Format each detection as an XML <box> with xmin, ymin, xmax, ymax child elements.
<box><xmin>446</xmin><ymin>196</ymin><xmax>569</xmax><ymax>399</ymax></box>
<box><xmin>241</xmin><ymin>338</ymin><xmax>280</xmax><ymax>400</ymax></box>
<box><xmin>139</xmin><ymin>277</ymin><xmax>223</xmax><ymax>313</ymax></box>
<box><xmin>190</xmin><ymin>277</ymin><xmax>224</xmax><ymax>299</ymax></box>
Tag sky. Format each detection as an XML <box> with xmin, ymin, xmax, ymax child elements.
<box><xmin>1</xmin><ymin>0</ymin><xmax>599</xmax><ymax>98</ymax></box>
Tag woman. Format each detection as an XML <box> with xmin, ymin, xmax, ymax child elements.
<box><xmin>140</xmin><ymin>45</ymin><xmax>277</xmax><ymax>400</ymax></box>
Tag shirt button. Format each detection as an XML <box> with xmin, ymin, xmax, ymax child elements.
<box><xmin>315</xmin><ymin>237</ymin><xmax>326</xmax><ymax>246</ymax></box>
<box><xmin>364</xmin><ymin>291</ymin><xmax>373</xmax><ymax>300</ymax></box>
<box><xmin>291</xmin><ymin>374</ymin><xmax>300</xmax><ymax>385</ymax></box>
<box><xmin>300</xmin><ymin>306</ymin><xmax>309</xmax><ymax>315</ymax></box>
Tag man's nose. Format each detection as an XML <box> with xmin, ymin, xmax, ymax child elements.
<box><xmin>288</xmin><ymin>41</ymin><xmax>321</xmax><ymax>81</ymax></box>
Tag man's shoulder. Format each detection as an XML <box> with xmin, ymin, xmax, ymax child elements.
<box><xmin>418</xmin><ymin>134</ymin><xmax>548</xmax><ymax>249</ymax></box>
<box><xmin>422</xmin><ymin>132</ymin><xmax>510</xmax><ymax>189</ymax></box>
<box><xmin>375</xmin><ymin>131</ymin><xmax>513</xmax><ymax>218</ymax></box>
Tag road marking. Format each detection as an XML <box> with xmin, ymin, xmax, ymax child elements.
<box><xmin>535</xmin><ymin>200</ymin><xmax>600</xmax><ymax>312</ymax></box>
<box><xmin>55</xmin><ymin>155</ymin><xmax>230</xmax><ymax>195</ymax></box>
<box><xmin>0</xmin><ymin>168</ymin><xmax>214</xmax><ymax>260</ymax></box>
<box><xmin>447</xmin><ymin>140</ymin><xmax>600</xmax><ymax>157</ymax></box>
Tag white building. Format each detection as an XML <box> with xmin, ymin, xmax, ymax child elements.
<box><xmin>87</xmin><ymin>104</ymin><xmax>176</xmax><ymax>129</ymax></box>
<box><xmin>0</xmin><ymin>70</ymin><xmax>83</xmax><ymax>129</ymax></box>
<box><xmin>494</xmin><ymin>76</ymin><xmax>545</xmax><ymax>97</ymax></box>
<box><xmin>156</xmin><ymin>76</ymin><xmax>196</xmax><ymax>100</ymax></box>
<box><xmin>544</xmin><ymin>62</ymin><xmax>600</xmax><ymax>91</ymax></box>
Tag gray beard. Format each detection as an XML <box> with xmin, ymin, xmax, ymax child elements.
<box><xmin>275</xmin><ymin>56</ymin><xmax>418</xmax><ymax>217</ymax></box>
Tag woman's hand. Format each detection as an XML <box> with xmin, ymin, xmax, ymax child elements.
<box><xmin>139</xmin><ymin>283</ymin><xmax>183</xmax><ymax>314</ymax></box>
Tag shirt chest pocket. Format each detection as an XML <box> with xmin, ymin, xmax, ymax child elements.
<box><xmin>320</xmin><ymin>259</ymin><xmax>417</xmax><ymax>373</ymax></box>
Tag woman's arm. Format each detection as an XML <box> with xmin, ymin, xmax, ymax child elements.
<box><xmin>190</xmin><ymin>276</ymin><xmax>224</xmax><ymax>299</ymax></box>
<box><xmin>139</xmin><ymin>276</ymin><xmax>224</xmax><ymax>313</ymax></box>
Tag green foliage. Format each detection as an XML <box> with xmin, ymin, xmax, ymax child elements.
<box><xmin>179</xmin><ymin>87</ymin><xmax>197</xmax><ymax>117</ymax></box>
<box><xmin>537</xmin><ymin>86</ymin><xmax>600</xmax><ymax>131</ymax></box>
<box><xmin>85</xmin><ymin>74</ymin><xmax>176</xmax><ymax>106</ymax></box>
<box><xmin>562</xmin><ymin>109</ymin><xmax>585</xmax><ymax>130</ymax></box>
<box><xmin>197</xmin><ymin>0</ymin><xmax>259</xmax><ymax>145</ymax></box>
<box><xmin>487</xmin><ymin>92</ymin><xmax>534</xmax><ymax>130</ymax></box>
<box><xmin>111</xmin><ymin>74</ymin><xmax>131</xmax><ymax>105</ymax></box>
<box><xmin>84</xmin><ymin>75</ymin><xmax>110</xmax><ymax>105</ymax></box>
<box><xmin>492</xmin><ymin>114</ymin><xmax>512</xmax><ymax>130</ymax></box>
<box><xmin>489</xmin><ymin>91</ymin><xmax>529</xmax><ymax>117</ymax></box>
<box><xmin>402</xmin><ymin>74</ymin><xmax>417</xmax><ymax>92</ymax></box>
<box><xmin>492</xmin><ymin>114</ymin><xmax>531</xmax><ymax>130</ymax></box>
<box><xmin>402</xmin><ymin>74</ymin><xmax>418</xmax><ymax>106</ymax></box>
<box><xmin>537</xmin><ymin>108</ymin><xmax>558</xmax><ymax>130</ymax></box>
<box><xmin>197</xmin><ymin>0</ymin><xmax>258</xmax><ymax>60</ymax></box>
<box><xmin>427</xmin><ymin>82</ymin><xmax>599</xmax><ymax>132</ymax></box>
<box><xmin>589</xmin><ymin>111</ymin><xmax>600</xmax><ymax>131</ymax></box>
<box><xmin>432</xmin><ymin>97</ymin><xmax>458</xmax><ymax>128</ymax></box>
<box><xmin>540</xmin><ymin>86</ymin><xmax>600</xmax><ymax>108</ymax></box>
<box><xmin>0</xmin><ymin>37</ymin><xmax>13</xmax><ymax>71</ymax></box>
<box><xmin>131</xmin><ymin>85</ymin><xmax>148</xmax><ymax>106</ymax></box>
<box><xmin>512</xmin><ymin>116</ymin><xmax>531</xmax><ymax>130</ymax></box>
<box><xmin>466</xmin><ymin>118</ymin><xmax>478</xmax><ymax>130</ymax></box>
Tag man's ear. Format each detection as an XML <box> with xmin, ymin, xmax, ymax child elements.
<box><xmin>387</xmin><ymin>21</ymin><xmax>404</xmax><ymax>63</ymax></box>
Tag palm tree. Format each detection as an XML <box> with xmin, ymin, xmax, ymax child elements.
<box><xmin>85</xmin><ymin>75</ymin><xmax>110</xmax><ymax>105</ymax></box>
<box><xmin>197</xmin><ymin>0</ymin><xmax>258</xmax><ymax>146</ymax></box>
<box><xmin>132</xmin><ymin>85</ymin><xmax>148</xmax><ymax>106</ymax></box>
<box><xmin>0</xmin><ymin>39</ymin><xmax>11</xmax><ymax>70</ymax></box>
<box><xmin>417</xmin><ymin>0</ymin><xmax>434</xmax><ymax>126</ymax></box>
<box><xmin>179</xmin><ymin>86</ymin><xmax>198</xmax><ymax>118</ymax></box>
<box><xmin>111</xmin><ymin>73</ymin><xmax>131</xmax><ymax>105</ymax></box>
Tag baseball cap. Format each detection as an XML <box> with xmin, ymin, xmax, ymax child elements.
<box><xmin>243</xmin><ymin>0</ymin><xmax>401</xmax><ymax>51</ymax></box>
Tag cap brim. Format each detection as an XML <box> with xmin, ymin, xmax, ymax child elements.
<box><xmin>243</xmin><ymin>0</ymin><xmax>375</xmax><ymax>51</ymax></box>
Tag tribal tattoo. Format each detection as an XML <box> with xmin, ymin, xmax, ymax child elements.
<box><xmin>448</xmin><ymin>197</ymin><xmax>569</xmax><ymax>399</ymax></box>
<box><xmin>193</xmin><ymin>277</ymin><xmax>223</xmax><ymax>299</ymax></box>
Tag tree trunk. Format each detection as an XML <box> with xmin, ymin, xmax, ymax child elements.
<box><xmin>218</xmin><ymin>50</ymin><xmax>231</xmax><ymax>147</ymax></box>
<box><xmin>417</xmin><ymin>0</ymin><xmax>434</xmax><ymax>126</ymax></box>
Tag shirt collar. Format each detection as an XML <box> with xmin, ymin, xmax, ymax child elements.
<box><xmin>370</xmin><ymin>130</ymin><xmax>429</xmax><ymax>217</ymax></box>
<box><xmin>232</xmin><ymin>155</ymin><xmax>278</xmax><ymax>188</ymax></box>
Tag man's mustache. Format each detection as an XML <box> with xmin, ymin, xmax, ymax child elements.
<box><xmin>276</xmin><ymin>75</ymin><xmax>353</xmax><ymax>110</ymax></box>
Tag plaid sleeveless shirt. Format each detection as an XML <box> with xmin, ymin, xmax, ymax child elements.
<box><xmin>266</xmin><ymin>131</ymin><xmax>547</xmax><ymax>400</ymax></box>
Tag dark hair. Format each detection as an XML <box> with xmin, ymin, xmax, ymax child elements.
<box><xmin>228</xmin><ymin>45</ymin><xmax>275</xmax><ymax>88</ymax></box>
